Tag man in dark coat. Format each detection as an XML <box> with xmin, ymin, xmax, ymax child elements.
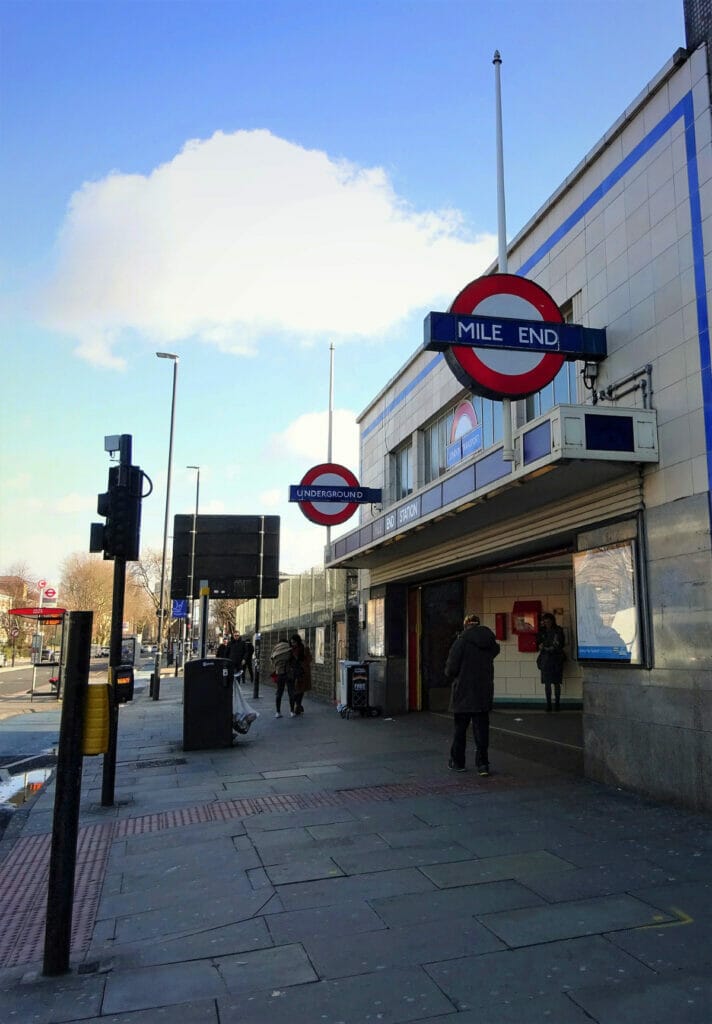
<box><xmin>444</xmin><ymin>613</ymin><xmax>500</xmax><ymax>776</ymax></box>
<box><xmin>227</xmin><ymin>632</ymin><xmax>246</xmax><ymax>679</ymax></box>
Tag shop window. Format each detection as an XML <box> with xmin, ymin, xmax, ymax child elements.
<box><xmin>423</xmin><ymin>409</ymin><xmax>454</xmax><ymax>483</ymax></box>
<box><xmin>367</xmin><ymin>597</ymin><xmax>385</xmax><ymax>656</ymax></box>
<box><xmin>393</xmin><ymin>441</ymin><xmax>413</xmax><ymax>500</ymax></box>
<box><xmin>423</xmin><ymin>396</ymin><xmax>505</xmax><ymax>482</ymax></box>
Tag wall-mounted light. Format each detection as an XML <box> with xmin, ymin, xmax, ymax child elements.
<box><xmin>581</xmin><ymin>361</ymin><xmax>599</xmax><ymax>392</ymax></box>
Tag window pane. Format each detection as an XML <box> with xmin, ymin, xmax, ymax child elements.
<box><xmin>553</xmin><ymin>365</ymin><xmax>570</xmax><ymax>404</ymax></box>
<box><xmin>539</xmin><ymin>381</ymin><xmax>555</xmax><ymax>414</ymax></box>
<box><xmin>430</xmin><ymin>427</ymin><xmax>439</xmax><ymax>479</ymax></box>
<box><xmin>492</xmin><ymin>400</ymin><xmax>503</xmax><ymax>442</ymax></box>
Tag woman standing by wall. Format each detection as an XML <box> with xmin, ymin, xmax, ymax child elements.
<box><xmin>288</xmin><ymin>633</ymin><xmax>312</xmax><ymax>716</ymax></box>
<box><xmin>537</xmin><ymin>612</ymin><xmax>566</xmax><ymax>712</ymax></box>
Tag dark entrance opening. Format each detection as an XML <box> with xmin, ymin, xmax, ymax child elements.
<box><xmin>420</xmin><ymin>580</ymin><xmax>463</xmax><ymax>711</ymax></box>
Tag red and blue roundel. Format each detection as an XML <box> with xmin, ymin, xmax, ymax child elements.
<box><xmin>446</xmin><ymin>274</ymin><xmax>565</xmax><ymax>400</ymax></box>
<box><xmin>297</xmin><ymin>463</ymin><xmax>360</xmax><ymax>526</ymax></box>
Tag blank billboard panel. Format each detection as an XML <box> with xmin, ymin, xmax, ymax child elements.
<box><xmin>170</xmin><ymin>515</ymin><xmax>280</xmax><ymax>599</ymax></box>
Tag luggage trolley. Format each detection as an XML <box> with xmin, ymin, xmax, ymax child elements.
<box><xmin>339</xmin><ymin>661</ymin><xmax>381</xmax><ymax>719</ymax></box>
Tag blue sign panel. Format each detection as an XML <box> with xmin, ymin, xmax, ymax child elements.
<box><xmin>384</xmin><ymin>497</ymin><xmax>421</xmax><ymax>534</ymax></box>
<box><xmin>424</xmin><ymin>312</ymin><xmax>606</xmax><ymax>360</ymax></box>
<box><xmin>461</xmin><ymin>426</ymin><xmax>483</xmax><ymax>458</ymax></box>
<box><xmin>446</xmin><ymin>439</ymin><xmax>462</xmax><ymax>467</ymax></box>
<box><xmin>289</xmin><ymin>485</ymin><xmax>382</xmax><ymax>503</ymax></box>
<box><xmin>172</xmin><ymin>598</ymin><xmax>188</xmax><ymax>619</ymax></box>
<box><xmin>578</xmin><ymin>644</ymin><xmax>631</xmax><ymax>661</ymax></box>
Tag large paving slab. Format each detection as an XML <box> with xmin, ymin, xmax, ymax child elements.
<box><xmin>479</xmin><ymin>893</ymin><xmax>674</xmax><ymax>947</ymax></box>
<box><xmin>568</xmin><ymin>970</ymin><xmax>712</xmax><ymax>1023</ymax></box>
<box><xmin>0</xmin><ymin>972</ymin><xmax>105</xmax><ymax>1023</ymax></box>
<box><xmin>303</xmin><ymin>913</ymin><xmax>505</xmax><ymax>978</ymax></box>
<box><xmin>264</xmin><ymin>899</ymin><xmax>388</xmax><ymax>943</ymax></box>
<box><xmin>420</xmin><ymin>849</ymin><xmax>573</xmax><ymax>887</ymax></box>
<box><xmin>371</xmin><ymin>879</ymin><xmax>543</xmax><ymax>927</ymax></box>
<box><xmin>216</xmin><ymin>965</ymin><xmax>456</xmax><ymax>1024</ymax></box>
<box><xmin>274</xmin><ymin>865</ymin><xmax>436</xmax><ymax>911</ymax></box>
<box><xmin>423</xmin><ymin>934</ymin><xmax>655</xmax><ymax>1008</ymax></box>
<box><xmin>102</xmin><ymin>959</ymin><xmax>227</xmax><ymax>1015</ymax></box>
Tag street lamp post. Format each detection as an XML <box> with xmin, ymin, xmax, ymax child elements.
<box><xmin>186</xmin><ymin>465</ymin><xmax>200</xmax><ymax>657</ymax></box>
<box><xmin>152</xmin><ymin>351</ymin><xmax>179</xmax><ymax>701</ymax></box>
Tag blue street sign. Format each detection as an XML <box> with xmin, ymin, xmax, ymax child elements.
<box><xmin>172</xmin><ymin>598</ymin><xmax>188</xmax><ymax>619</ymax></box>
<box><xmin>424</xmin><ymin>312</ymin><xmax>607</xmax><ymax>360</ymax></box>
<box><xmin>289</xmin><ymin>485</ymin><xmax>382</xmax><ymax>504</ymax></box>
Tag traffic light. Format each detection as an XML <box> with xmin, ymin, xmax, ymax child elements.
<box><xmin>109</xmin><ymin>466</ymin><xmax>142</xmax><ymax>560</ymax></box>
<box><xmin>90</xmin><ymin>464</ymin><xmax>143</xmax><ymax>561</ymax></box>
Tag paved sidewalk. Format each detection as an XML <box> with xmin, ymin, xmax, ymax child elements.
<box><xmin>0</xmin><ymin>672</ymin><xmax>711</xmax><ymax>1023</ymax></box>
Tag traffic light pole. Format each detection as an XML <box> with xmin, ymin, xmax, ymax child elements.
<box><xmin>101</xmin><ymin>554</ymin><xmax>126</xmax><ymax>806</ymax></box>
<box><xmin>101</xmin><ymin>435</ymin><xmax>131</xmax><ymax>807</ymax></box>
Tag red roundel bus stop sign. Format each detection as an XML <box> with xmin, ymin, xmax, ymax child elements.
<box><xmin>446</xmin><ymin>274</ymin><xmax>566</xmax><ymax>400</ymax></box>
<box><xmin>294</xmin><ymin>463</ymin><xmax>361</xmax><ymax>526</ymax></box>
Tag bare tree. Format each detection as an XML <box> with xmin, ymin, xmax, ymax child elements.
<box><xmin>60</xmin><ymin>554</ymin><xmax>115</xmax><ymax>644</ymax></box>
<box><xmin>211</xmin><ymin>599</ymin><xmax>244</xmax><ymax>638</ymax></box>
<box><xmin>0</xmin><ymin>562</ymin><xmax>40</xmax><ymax>653</ymax></box>
<box><xmin>128</xmin><ymin>548</ymin><xmax>173</xmax><ymax>641</ymax></box>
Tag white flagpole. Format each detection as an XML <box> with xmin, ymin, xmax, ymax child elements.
<box><xmin>493</xmin><ymin>50</ymin><xmax>515</xmax><ymax>462</ymax></box>
<box><xmin>326</xmin><ymin>343</ymin><xmax>335</xmax><ymax>552</ymax></box>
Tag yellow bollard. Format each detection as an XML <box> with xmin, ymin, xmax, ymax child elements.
<box><xmin>82</xmin><ymin>683</ymin><xmax>110</xmax><ymax>755</ymax></box>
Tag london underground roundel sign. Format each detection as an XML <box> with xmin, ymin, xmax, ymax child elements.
<box><xmin>446</xmin><ymin>274</ymin><xmax>565</xmax><ymax>400</ymax></box>
<box><xmin>296</xmin><ymin>463</ymin><xmax>360</xmax><ymax>526</ymax></box>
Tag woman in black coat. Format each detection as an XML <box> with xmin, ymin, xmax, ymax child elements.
<box><xmin>537</xmin><ymin>612</ymin><xmax>566</xmax><ymax>711</ymax></box>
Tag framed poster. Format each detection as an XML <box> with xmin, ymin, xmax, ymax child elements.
<box><xmin>314</xmin><ymin>627</ymin><xmax>325</xmax><ymax>665</ymax></box>
<box><xmin>573</xmin><ymin>541</ymin><xmax>641</xmax><ymax>663</ymax></box>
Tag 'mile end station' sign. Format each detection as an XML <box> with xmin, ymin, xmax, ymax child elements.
<box><xmin>424</xmin><ymin>273</ymin><xmax>607</xmax><ymax>401</ymax></box>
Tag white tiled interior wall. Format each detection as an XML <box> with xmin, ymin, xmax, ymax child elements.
<box><xmin>466</xmin><ymin>570</ymin><xmax>582</xmax><ymax>703</ymax></box>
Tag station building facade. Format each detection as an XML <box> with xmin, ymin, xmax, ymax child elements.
<box><xmin>325</xmin><ymin>42</ymin><xmax>712</xmax><ymax>811</ymax></box>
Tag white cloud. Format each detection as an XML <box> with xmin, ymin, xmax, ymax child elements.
<box><xmin>258</xmin><ymin>488</ymin><xmax>286</xmax><ymax>509</ymax></box>
<box><xmin>267</xmin><ymin>409</ymin><xmax>359</xmax><ymax>467</ymax></box>
<box><xmin>54</xmin><ymin>492</ymin><xmax>96</xmax><ymax>514</ymax></box>
<box><xmin>40</xmin><ymin>129</ymin><xmax>497</xmax><ymax>366</ymax></box>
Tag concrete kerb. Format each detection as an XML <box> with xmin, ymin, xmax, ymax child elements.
<box><xmin>0</xmin><ymin>672</ymin><xmax>711</xmax><ymax>1023</ymax></box>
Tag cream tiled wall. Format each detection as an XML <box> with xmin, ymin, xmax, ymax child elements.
<box><xmin>466</xmin><ymin>571</ymin><xmax>582</xmax><ymax>704</ymax></box>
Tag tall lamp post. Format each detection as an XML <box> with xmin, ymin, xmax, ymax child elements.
<box><xmin>186</xmin><ymin>465</ymin><xmax>200</xmax><ymax>656</ymax></box>
<box><xmin>152</xmin><ymin>351</ymin><xmax>179</xmax><ymax>701</ymax></box>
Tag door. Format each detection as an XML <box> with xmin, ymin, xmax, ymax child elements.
<box><xmin>334</xmin><ymin>619</ymin><xmax>346</xmax><ymax>702</ymax></box>
<box><xmin>407</xmin><ymin>588</ymin><xmax>420</xmax><ymax>709</ymax></box>
<box><xmin>420</xmin><ymin>580</ymin><xmax>464</xmax><ymax>711</ymax></box>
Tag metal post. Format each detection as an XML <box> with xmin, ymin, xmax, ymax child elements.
<box><xmin>253</xmin><ymin>516</ymin><xmax>265</xmax><ymax>699</ymax></box>
<box><xmin>43</xmin><ymin>610</ymin><xmax>93</xmax><ymax>976</ymax></box>
<box><xmin>102</xmin><ymin>433</ymin><xmax>131</xmax><ymax>807</ymax></box>
<box><xmin>326</xmin><ymin>343</ymin><xmax>335</xmax><ymax>555</ymax></box>
<box><xmin>493</xmin><ymin>49</ymin><xmax>515</xmax><ymax>463</ymax></box>
<box><xmin>187</xmin><ymin>465</ymin><xmax>200</xmax><ymax>659</ymax></box>
<box><xmin>198</xmin><ymin>581</ymin><xmax>209</xmax><ymax>659</ymax></box>
<box><xmin>153</xmin><ymin>352</ymin><xmax>179</xmax><ymax>700</ymax></box>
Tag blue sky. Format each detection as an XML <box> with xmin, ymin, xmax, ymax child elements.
<box><xmin>0</xmin><ymin>0</ymin><xmax>686</xmax><ymax>591</ymax></box>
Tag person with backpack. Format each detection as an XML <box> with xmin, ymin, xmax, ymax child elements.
<box><xmin>270</xmin><ymin>639</ymin><xmax>292</xmax><ymax>718</ymax></box>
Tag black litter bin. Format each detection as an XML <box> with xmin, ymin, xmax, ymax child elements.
<box><xmin>349</xmin><ymin>662</ymin><xmax>370</xmax><ymax>711</ymax></box>
<box><xmin>340</xmin><ymin>662</ymin><xmax>381</xmax><ymax>718</ymax></box>
<box><xmin>183</xmin><ymin>657</ymin><xmax>233</xmax><ymax>750</ymax></box>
